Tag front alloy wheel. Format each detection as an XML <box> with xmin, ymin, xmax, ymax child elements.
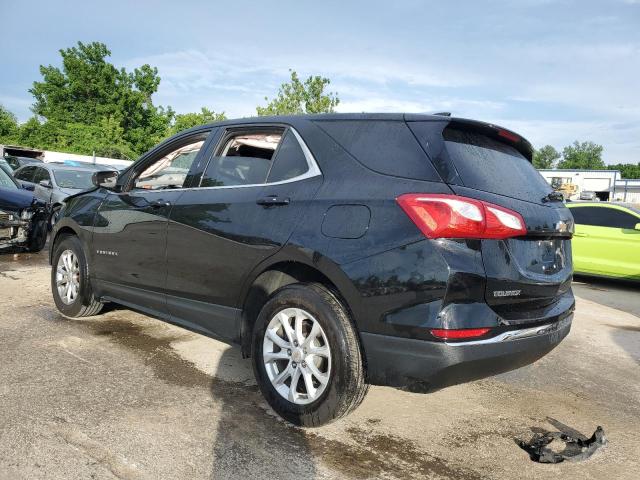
<box><xmin>262</xmin><ymin>308</ymin><xmax>331</xmax><ymax>405</ymax></box>
<box><xmin>56</xmin><ymin>249</ymin><xmax>80</xmax><ymax>305</ymax></box>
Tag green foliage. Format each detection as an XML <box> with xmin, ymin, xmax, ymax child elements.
<box><xmin>257</xmin><ymin>70</ymin><xmax>339</xmax><ymax>116</ymax></box>
<box><xmin>29</xmin><ymin>41</ymin><xmax>173</xmax><ymax>157</ymax></box>
<box><xmin>557</xmin><ymin>141</ymin><xmax>605</xmax><ymax>169</ymax></box>
<box><xmin>532</xmin><ymin>145</ymin><xmax>560</xmax><ymax>169</ymax></box>
<box><xmin>0</xmin><ymin>104</ymin><xmax>19</xmax><ymax>142</ymax></box>
<box><xmin>607</xmin><ymin>163</ymin><xmax>640</xmax><ymax>179</ymax></box>
<box><xmin>169</xmin><ymin>108</ymin><xmax>226</xmax><ymax>136</ymax></box>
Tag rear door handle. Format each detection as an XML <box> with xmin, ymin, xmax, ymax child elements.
<box><xmin>257</xmin><ymin>195</ymin><xmax>290</xmax><ymax>206</ymax></box>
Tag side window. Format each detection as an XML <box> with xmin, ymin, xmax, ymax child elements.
<box><xmin>267</xmin><ymin>130</ymin><xmax>309</xmax><ymax>183</ymax></box>
<box><xmin>133</xmin><ymin>136</ymin><xmax>207</xmax><ymax>190</ymax></box>
<box><xmin>571</xmin><ymin>207</ymin><xmax>638</xmax><ymax>229</ymax></box>
<box><xmin>32</xmin><ymin>167</ymin><xmax>50</xmax><ymax>184</ymax></box>
<box><xmin>201</xmin><ymin>129</ymin><xmax>283</xmax><ymax>187</ymax></box>
<box><xmin>15</xmin><ymin>166</ymin><xmax>35</xmax><ymax>181</ymax></box>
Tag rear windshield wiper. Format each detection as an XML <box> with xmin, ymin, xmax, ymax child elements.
<box><xmin>542</xmin><ymin>192</ymin><xmax>565</xmax><ymax>203</ymax></box>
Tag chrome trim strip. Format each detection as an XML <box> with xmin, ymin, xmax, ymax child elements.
<box><xmin>178</xmin><ymin>126</ymin><xmax>322</xmax><ymax>191</ymax></box>
<box><xmin>446</xmin><ymin>314</ymin><xmax>573</xmax><ymax>347</ymax></box>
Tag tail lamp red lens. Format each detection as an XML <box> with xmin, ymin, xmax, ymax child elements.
<box><xmin>430</xmin><ymin>328</ymin><xmax>491</xmax><ymax>340</ymax></box>
<box><xmin>396</xmin><ymin>194</ymin><xmax>527</xmax><ymax>239</ymax></box>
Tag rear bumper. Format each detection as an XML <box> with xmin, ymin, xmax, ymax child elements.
<box><xmin>361</xmin><ymin>312</ymin><xmax>572</xmax><ymax>392</ymax></box>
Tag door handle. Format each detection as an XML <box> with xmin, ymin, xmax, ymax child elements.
<box><xmin>256</xmin><ymin>195</ymin><xmax>290</xmax><ymax>206</ymax></box>
<box><xmin>149</xmin><ymin>199</ymin><xmax>171</xmax><ymax>209</ymax></box>
<box><xmin>573</xmin><ymin>232</ymin><xmax>587</xmax><ymax>237</ymax></box>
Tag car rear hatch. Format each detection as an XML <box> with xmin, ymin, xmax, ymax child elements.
<box><xmin>408</xmin><ymin>117</ymin><xmax>574</xmax><ymax>325</ymax></box>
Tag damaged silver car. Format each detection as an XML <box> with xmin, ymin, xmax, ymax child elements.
<box><xmin>0</xmin><ymin>166</ymin><xmax>48</xmax><ymax>252</ymax></box>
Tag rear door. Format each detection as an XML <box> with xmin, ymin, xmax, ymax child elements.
<box><xmin>570</xmin><ymin>205</ymin><xmax>640</xmax><ymax>278</ymax></box>
<box><xmin>165</xmin><ymin>125</ymin><xmax>322</xmax><ymax>340</ymax></box>
<box><xmin>409</xmin><ymin>120</ymin><xmax>574</xmax><ymax>321</ymax></box>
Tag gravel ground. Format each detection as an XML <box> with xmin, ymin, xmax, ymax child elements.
<box><xmin>1</xmin><ymin>246</ymin><xmax>639</xmax><ymax>480</ymax></box>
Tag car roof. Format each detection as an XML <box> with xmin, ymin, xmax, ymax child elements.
<box><xmin>35</xmin><ymin>163</ymin><xmax>100</xmax><ymax>172</ymax></box>
<box><xmin>176</xmin><ymin>112</ymin><xmax>534</xmax><ymax>160</ymax></box>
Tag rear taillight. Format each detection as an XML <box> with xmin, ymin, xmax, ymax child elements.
<box><xmin>430</xmin><ymin>328</ymin><xmax>491</xmax><ymax>340</ymax></box>
<box><xmin>396</xmin><ymin>194</ymin><xmax>527</xmax><ymax>239</ymax></box>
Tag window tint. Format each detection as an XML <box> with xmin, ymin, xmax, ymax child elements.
<box><xmin>54</xmin><ymin>170</ymin><xmax>94</xmax><ymax>189</ymax></box>
<box><xmin>134</xmin><ymin>137</ymin><xmax>206</xmax><ymax>190</ymax></box>
<box><xmin>316</xmin><ymin>120</ymin><xmax>440</xmax><ymax>181</ymax></box>
<box><xmin>443</xmin><ymin>128</ymin><xmax>552</xmax><ymax>203</ymax></box>
<box><xmin>0</xmin><ymin>167</ymin><xmax>17</xmax><ymax>189</ymax></box>
<box><xmin>15</xmin><ymin>166</ymin><xmax>36</xmax><ymax>181</ymax></box>
<box><xmin>201</xmin><ymin>130</ymin><xmax>283</xmax><ymax>187</ymax></box>
<box><xmin>570</xmin><ymin>206</ymin><xmax>639</xmax><ymax>229</ymax></box>
<box><xmin>32</xmin><ymin>167</ymin><xmax>50</xmax><ymax>184</ymax></box>
<box><xmin>267</xmin><ymin>131</ymin><xmax>308</xmax><ymax>182</ymax></box>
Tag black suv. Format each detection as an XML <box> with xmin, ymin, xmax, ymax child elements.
<box><xmin>50</xmin><ymin>114</ymin><xmax>574</xmax><ymax>426</ymax></box>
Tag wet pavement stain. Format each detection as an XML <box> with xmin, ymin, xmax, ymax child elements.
<box><xmin>71</xmin><ymin>317</ymin><xmax>213</xmax><ymax>388</ymax></box>
<box><xmin>606</xmin><ymin>324</ymin><xmax>640</xmax><ymax>333</ymax></box>
<box><xmin>305</xmin><ymin>426</ymin><xmax>484</xmax><ymax>480</ymax></box>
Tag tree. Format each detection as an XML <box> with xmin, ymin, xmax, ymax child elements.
<box><xmin>29</xmin><ymin>41</ymin><xmax>174</xmax><ymax>157</ymax></box>
<box><xmin>533</xmin><ymin>145</ymin><xmax>560</xmax><ymax>169</ymax></box>
<box><xmin>0</xmin><ymin>104</ymin><xmax>19</xmax><ymax>142</ymax></box>
<box><xmin>169</xmin><ymin>107</ymin><xmax>226</xmax><ymax>136</ymax></box>
<box><xmin>607</xmin><ymin>163</ymin><xmax>640</xmax><ymax>179</ymax></box>
<box><xmin>257</xmin><ymin>70</ymin><xmax>339</xmax><ymax>116</ymax></box>
<box><xmin>557</xmin><ymin>141</ymin><xmax>604</xmax><ymax>169</ymax></box>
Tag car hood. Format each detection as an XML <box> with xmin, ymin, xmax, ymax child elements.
<box><xmin>0</xmin><ymin>186</ymin><xmax>36</xmax><ymax>211</ymax></box>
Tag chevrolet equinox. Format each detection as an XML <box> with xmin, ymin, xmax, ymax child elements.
<box><xmin>50</xmin><ymin>114</ymin><xmax>574</xmax><ymax>427</ymax></box>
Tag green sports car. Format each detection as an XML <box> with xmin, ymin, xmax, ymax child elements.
<box><xmin>567</xmin><ymin>202</ymin><xmax>640</xmax><ymax>280</ymax></box>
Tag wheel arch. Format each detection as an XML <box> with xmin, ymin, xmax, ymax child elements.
<box><xmin>239</xmin><ymin>257</ymin><xmax>362</xmax><ymax>360</ymax></box>
<box><xmin>49</xmin><ymin>225</ymin><xmax>79</xmax><ymax>265</ymax></box>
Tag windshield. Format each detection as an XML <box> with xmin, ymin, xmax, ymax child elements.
<box><xmin>53</xmin><ymin>170</ymin><xmax>94</xmax><ymax>189</ymax></box>
<box><xmin>0</xmin><ymin>167</ymin><xmax>18</xmax><ymax>190</ymax></box>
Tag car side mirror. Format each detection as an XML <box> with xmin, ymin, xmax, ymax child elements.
<box><xmin>92</xmin><ymin>170</ymin><xmax>119</xmax><ymax>190</ymax></box>
<box><xmin>21</xmin><ymin>183</ymin><xmax>35</xmax><ymax>191</ymax></box>
<box><xmin>39</xmin><ymin>179</ymin><xmax>52</xmax><ymax>188</ymax></box>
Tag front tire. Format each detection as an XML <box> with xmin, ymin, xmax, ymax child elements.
<box><xmin>251</xmin><ymin>283</ymin><xmax>368</xmax><ymax>427</ymax></box>
<box><xmin>51</xmin><ymin>235</ymin><xmax>103</xmax><ymax>317</ymax></box>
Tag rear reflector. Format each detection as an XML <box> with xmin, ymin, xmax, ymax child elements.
<box><xmin>396</xmin><ymin>194</ymin><xmax>527</xmax><ymax>239</ymax></box>
<box><xmin>430</xmin><ymin>328</ymin><xmax>491</xmax><ymax>340</ymax></box>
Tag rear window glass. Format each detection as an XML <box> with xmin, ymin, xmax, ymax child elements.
<box><xmin>443</xmin><ymin>128</ymin><xmax>552</xmax><ymax>203</ymax></box>
<box><xmin>570</xmin><ymin>206</ymin><xmax>639</xmax><ymax>229</ymax></box>
<box><xmin>315</xmin><ymin>120</ymin><xmax>441</xmax><ymax>181</ymax></box>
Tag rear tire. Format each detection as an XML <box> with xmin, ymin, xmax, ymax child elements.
<box><xmin>51</xmin><ymin>235</ymin><xmax>103</xmax><ymax>318</ymax></box>
<box><xmin>251</xmin><ymin>283</ymin><xmax>368</xmax><ymax>427</ymax></box>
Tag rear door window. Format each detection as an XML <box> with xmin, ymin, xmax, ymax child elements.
<box><xmin>570</xmin><ymin>206</ymin><xmax>639</xmax><ymax>229</ymax></box>
<box><xmin>201</xmin><ymin>129</ymin><xmax>284</xmax><ymax>187</ymax></box>
<box><xmin>442</xmin><ymin>128</ymin><xmax>552</xmax><ymax>203</ymax></box>
<box><xmin>267</xmin><ymin>130</ymin><xmax>309</xmax><ymax>183</ymax></box>
<box><xmin>15</xmin><ymin>166</ymin><xmax>36</xmax><ymax>182</ymax></box>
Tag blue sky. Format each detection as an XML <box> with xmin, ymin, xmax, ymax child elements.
<box><xmin>1</xmin><ymin>0</ymin><xmax>638</xmax><ymax>164</ymax></box>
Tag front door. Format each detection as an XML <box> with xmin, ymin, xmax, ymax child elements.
<box><xmin>92</xmin><ymin>131</ymin><xmax>212</xmax><ymax>315</ymax></box>
<box><xmin>165</xmin><ymin>125</ymin><xmax>322</xmax><ymax>340</ymax></box>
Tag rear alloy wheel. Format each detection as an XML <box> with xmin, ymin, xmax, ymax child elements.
<box><xmin>252</xmin><ymin>283</ymin><xmax>368</xmax><ymax>427</ymax></box>
<box><xmin>262</xmin><ymin>307</ymin><xmax>332</xmax><ymax>405</ymax></box>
